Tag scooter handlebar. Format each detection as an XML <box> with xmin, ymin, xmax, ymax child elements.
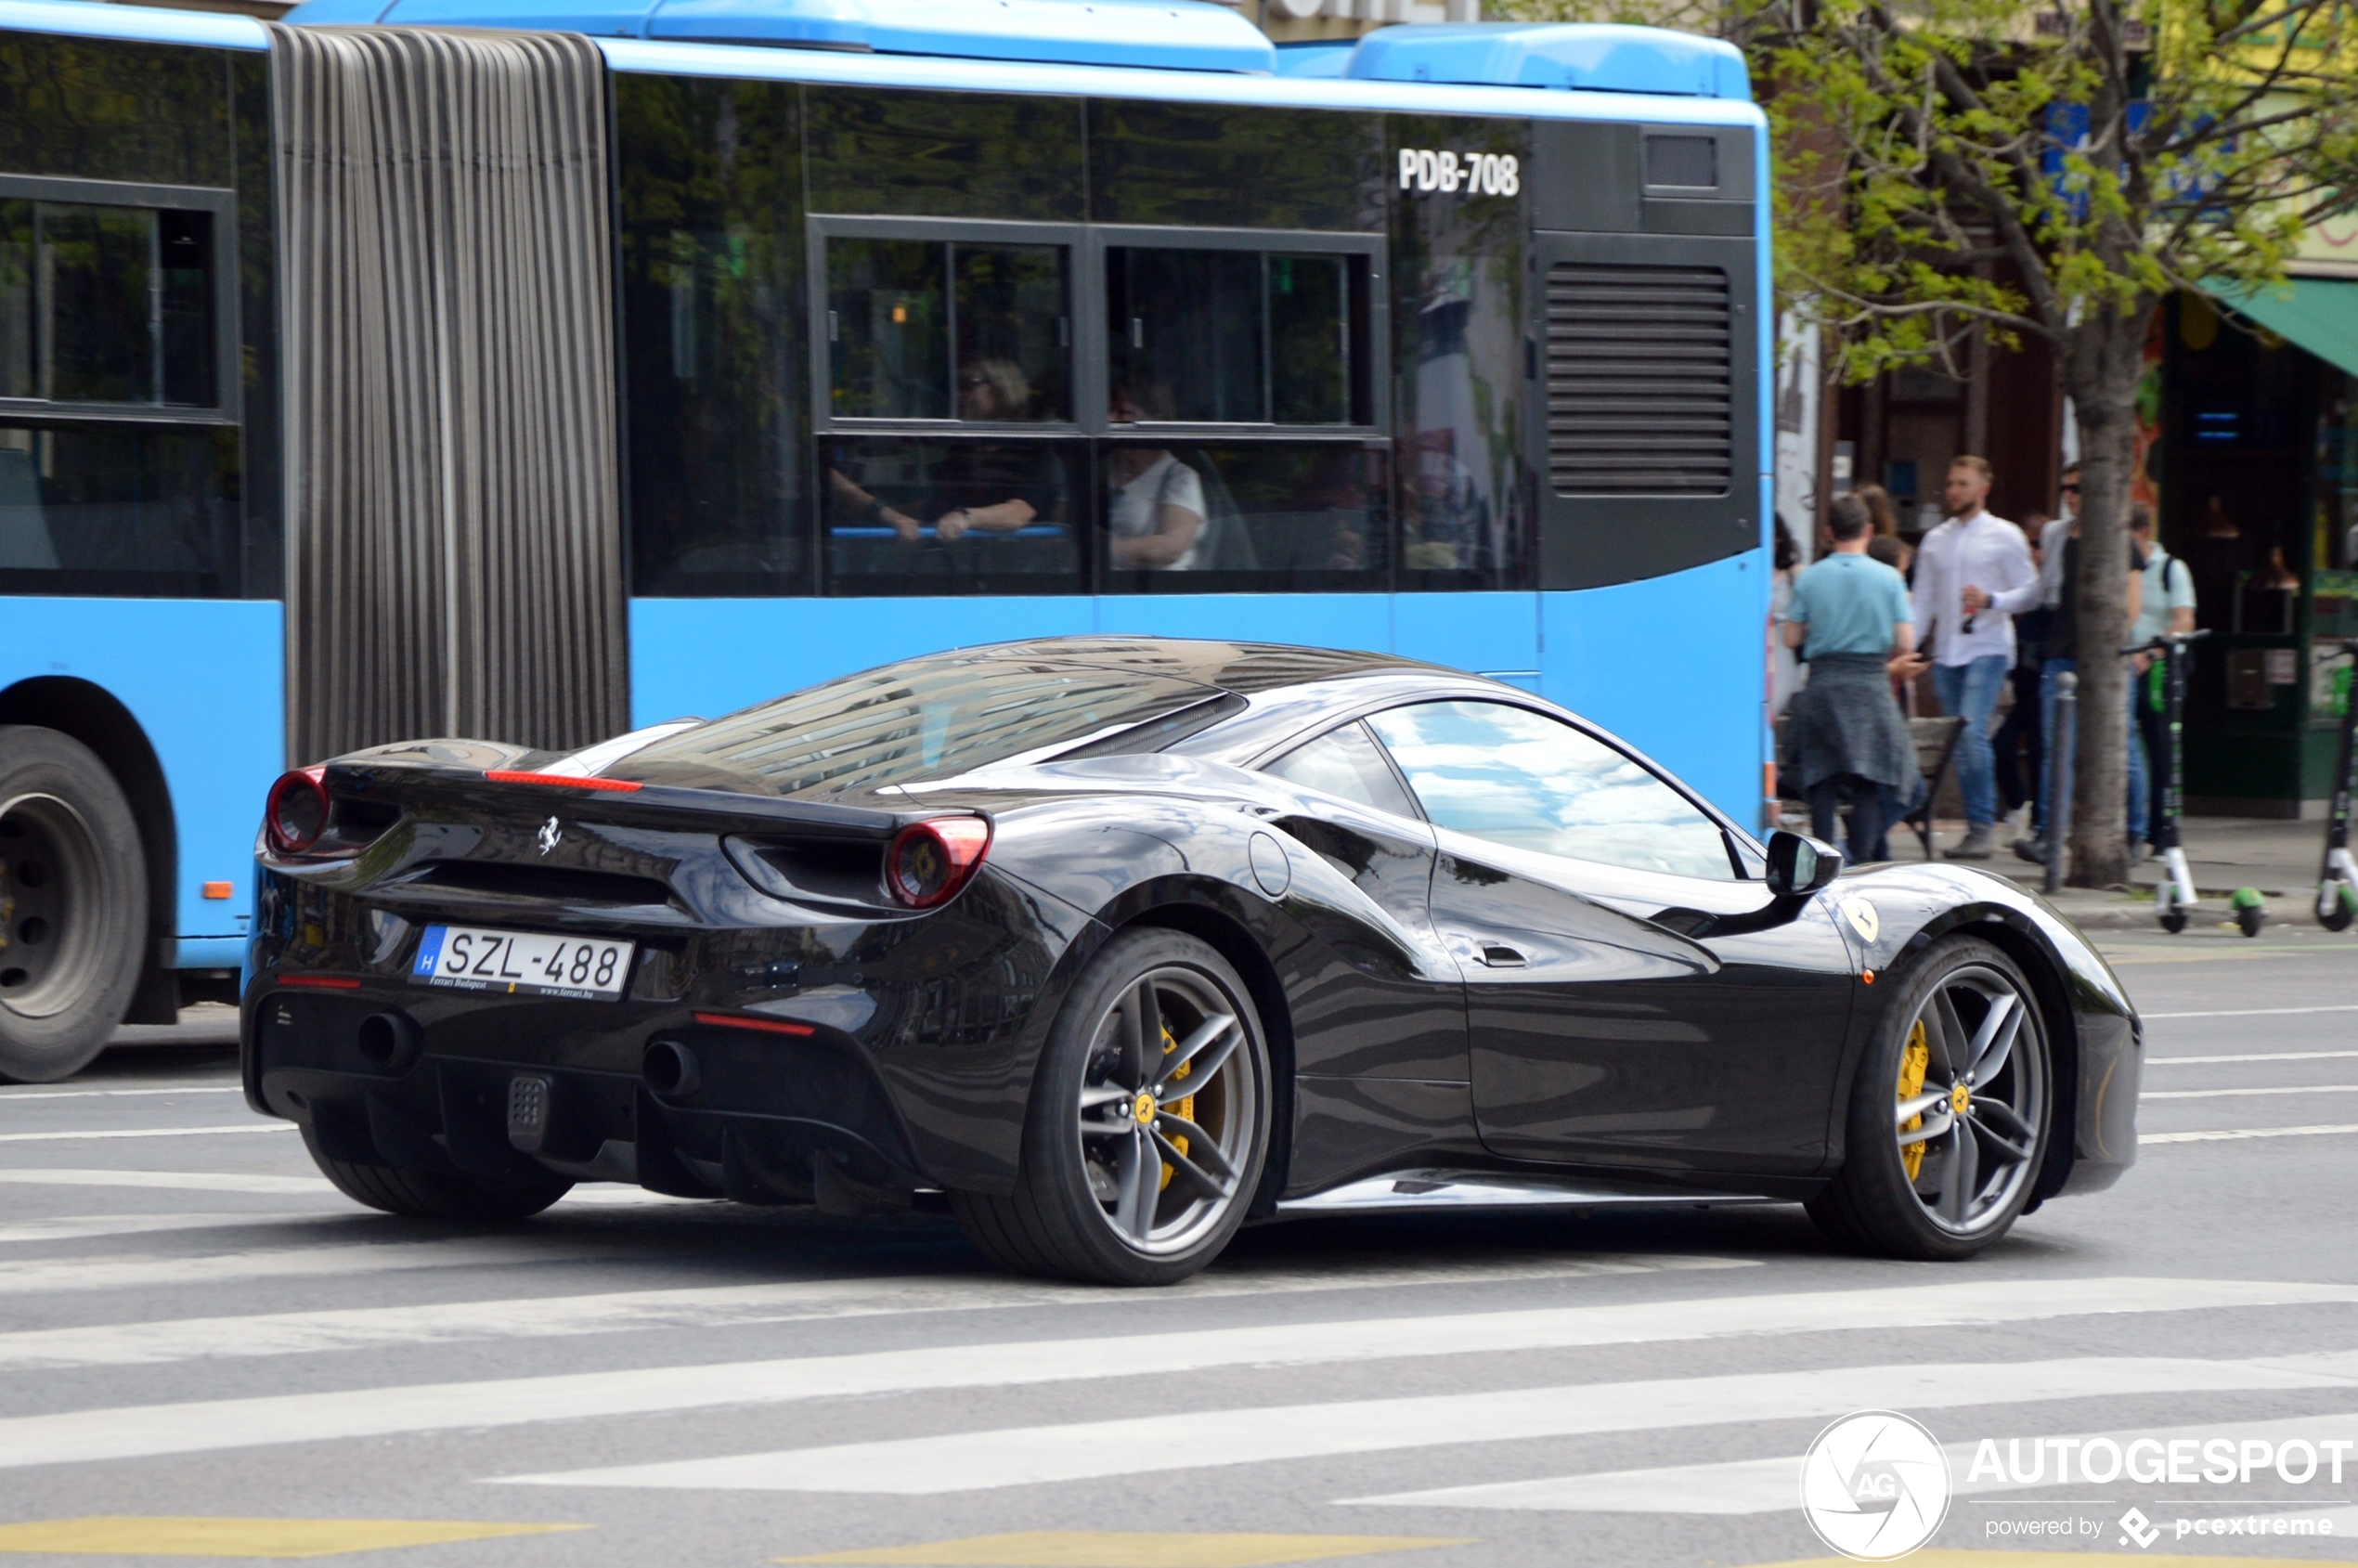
<box><xmin>2121</xmin><ymin>629</ymin><xmax>2213</xmax><ymax>656</ymax></box>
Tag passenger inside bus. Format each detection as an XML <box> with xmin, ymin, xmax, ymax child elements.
<box><xmin>1105</xmin><ymin>380</ymin><xmax>1207</xmax><ymax>570</ymax></box>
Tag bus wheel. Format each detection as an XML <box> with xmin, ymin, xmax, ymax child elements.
<box><xmin>0</xmin><ymin>727</ymin><xmax>147</xmax><ymax>1082</ymax></box>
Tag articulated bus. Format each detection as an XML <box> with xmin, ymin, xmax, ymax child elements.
<box><xmin>0</xmin><ymin>0</ymin><xmax>1769</xmax><ymax>1078</ymax></box>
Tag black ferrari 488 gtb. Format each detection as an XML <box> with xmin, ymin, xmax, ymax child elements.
<box><xmin>241</xmin><ymin>638</ymin><xmax>2138</xmax><ymax>1284</ymax></box>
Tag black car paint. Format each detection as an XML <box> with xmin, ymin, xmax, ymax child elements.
<box><xmin>241</xmin><ymin>649</ymin><xmax>2140</xmax><ymax>1218</ymax></box>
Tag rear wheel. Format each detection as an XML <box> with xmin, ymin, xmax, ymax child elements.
<box><xmin>952</xmin><ymin>927</ymin><xmax>1271</xmax><ymax>1287</ymax></box>
<box><xmin>2157</xmin><ymin>882</ymin><xmax>2188</xmax><ymax>935</ymax></box>
<box><xmin>301</xmin><ymin>1127</ymin><xmax>573</xmax><ymax>1221</ymax></box>
<box><xmin>0</xmin><ymin>727</ymin><xmax>146</xmax><ymax>1082</ymax></box>
<box><xmin>1807</xmin><ymin>938</ymin><xmax>2051</xmax><ymax>1261</ymax></box>
<box><xmin>2320</xmin><ymin>878</ymin><xmax>2358</xmax><ymax>933</ymax></box>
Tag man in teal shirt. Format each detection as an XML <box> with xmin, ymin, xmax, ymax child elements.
<box><xmin>1781</xmin><ymin>496</ymin><xmax>1926</xmax><ymax>862</ymax></box>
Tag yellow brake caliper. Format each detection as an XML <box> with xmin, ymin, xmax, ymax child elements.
<box><xmin>1158</xmin><ymin>1024</ymin><xmax>1195</xmax><ymax>1191</ymax></box>
<box><xmin>1898</xmin><ymin>1018</ymin><xmax>1931</xmax><ymax>1181</ymax></box>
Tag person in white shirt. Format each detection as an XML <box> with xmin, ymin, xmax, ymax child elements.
<box><xmin>1909</xmin><ymin>456</ymin><xmax>2041</xmax><ymax>859</ymax></box>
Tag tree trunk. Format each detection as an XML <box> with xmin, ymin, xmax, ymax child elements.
<box><xmin>2060</xmin><ymin>300</ymin><xmax>2158</xmax><ymax>890</ymax></box>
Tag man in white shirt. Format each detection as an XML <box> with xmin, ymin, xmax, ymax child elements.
<box><xmin>1910</xmin><ymin>456</ymin><xmax>2041</xmax><ymax>859</ymax></box>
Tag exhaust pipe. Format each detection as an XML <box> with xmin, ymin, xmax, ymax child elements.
<box><xmin>642</xmin><ymin>1038</ymin><xmax>700</xmax><ymax>1097</ymax></box>
<box><xmin>355</xmin><ymin>1011</ymin><xmax>421</xmax><ymax>1073</ymax></box>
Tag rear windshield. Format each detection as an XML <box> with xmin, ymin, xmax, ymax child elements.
<box><xmin>610</xmin><ymin>655</ymin><xmax>1224</xmax><ymax>799</ymax></box>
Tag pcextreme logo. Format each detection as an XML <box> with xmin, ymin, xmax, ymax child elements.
<box><xmin>1800</xmin><ymin>1410</ymin><xmax>1953</xmax><ymax>1561</ymax></box>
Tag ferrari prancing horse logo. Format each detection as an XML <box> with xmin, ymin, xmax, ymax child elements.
<box><xmin>1839</xmin><ymin>897</ymin><xmax>1880</xmax><ymax>943</ymax></box>
<box><xmin>537</xmin><ymin>817</ymin><xmax>562</xmax><ymax>856</ymax></box>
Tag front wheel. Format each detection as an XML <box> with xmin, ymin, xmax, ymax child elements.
<box><xmin>2157</xmin><ymin>883</ymin><xmax>2187</xmax><ymax>935</ymax></box>
<box><xmin>2319</xmin><ymin>879</ymin><xmax>2358</xmax><ymax>933</ymax></box>
<box><xmin>0</xmin><ymin>727</ymin><xmax>147</xmax><ymax>1082</ymax></box>
<box><xmin>1807</xmin><ymin>938</ymin><xmax>2051</xmax><ymax>1261</ymax></box>
<box><xmin>952</xmin><ymin>927</ymin><xmax>1271</xmax><ymax>1286</ymax></box>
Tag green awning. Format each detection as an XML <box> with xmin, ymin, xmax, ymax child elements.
<box><xmin>2204</xmin><ymin>276</ymin><xmax>2358</xmax><ymax>381</ymax></box>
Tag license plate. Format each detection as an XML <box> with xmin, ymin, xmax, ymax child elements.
<box><xmin>409</xmin><ymin>925</ymin><xmax>636</xmax><ymax>1001</ymax></box>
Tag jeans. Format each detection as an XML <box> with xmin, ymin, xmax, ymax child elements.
<box><xmin>1808</xmin><ymin>773</ymin><xmax>1887</xmax><ymax>866</ymax></box>
<box><xmin>1931</xmin><ymin>654</ymin><xmax>2009</xmax><ymax>828</ymax></box>
<box><xmin>2125</xmin><ymin>671</ymin><xmax>2149</xmax><ymax>846</ymax></box>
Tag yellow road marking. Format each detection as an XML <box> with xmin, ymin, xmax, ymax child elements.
<box><xmin>1752</xmin><ymin>1554</ymin><xmax>2355</xmax><ymax>1568</ymax></box>
<box><xmin>0</xmin><ymin>1517</ymin><xmax>584</xmax><ymax>1558</ymax></box>
<box><xmin>778</xmin><ymin>1533</ymin><xmax>1473</xmax><ymax>1567</ymax></box>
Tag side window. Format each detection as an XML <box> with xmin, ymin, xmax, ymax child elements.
<box><xmin>1264</xmin><ymin>720</ymin><xmax>1418</xmax><ymax>819</ymax></box>
<box><xmin>825</xmin><ymin>237</ymin><xmax>1072</xmax><ymax>423</ymax></box>
<box><xmin>1363</xmin><ymin>700</ymin><xmax>1735</xmax><ymax>880</ymax></box>
<box><xmin>1106</xmin><ymin>246</ymin><xmax>1366</xmax><ymax>427</ymax></box>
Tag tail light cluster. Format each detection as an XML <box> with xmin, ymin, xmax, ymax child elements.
<box><xmin>887</xmin><ymin>817</ymin><xmax>991</xmax><ymax>909</ymax></box>
<box><xmin>265</xmin><ymin>768</ymin><xmax>330</xmax><ymax>855</ymax></box>
<box><xmin>263</xmin><ymin>768</ymin><xmax>399</xmax><ymax>859</ymax></box>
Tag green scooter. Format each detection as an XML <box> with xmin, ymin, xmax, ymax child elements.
<box><xmin>2317</xmin><ymin>638</ymin><xmax>2358</xmax><ymax>931</ymax></box>
<box><xmin>2131</xmin><ymin>630</ymin><xmax>2266</xmax><ymax>937</ymax></box>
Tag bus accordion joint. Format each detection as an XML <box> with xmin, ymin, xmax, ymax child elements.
<box><xmin>483</xmin><ymin>771</ymin><xmax>644</xmax><ymax>793</ymax></box>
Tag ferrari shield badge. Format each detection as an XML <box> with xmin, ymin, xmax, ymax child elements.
<box><xmin>1839</xmin><ymin>896</ymin><xmax>1880</xmax><ymax>944</ymax></box>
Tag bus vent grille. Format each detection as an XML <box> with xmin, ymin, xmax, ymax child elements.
<box><xmin>1545</xmin><ymin>264</ymin><xmax>1732</xmax><ymax>498</ymax></box>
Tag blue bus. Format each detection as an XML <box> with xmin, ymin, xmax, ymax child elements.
<box><xmin>0</xmin><ymin>0</ymin><xmax>1769</xmax><ymax>1079</ymax></box>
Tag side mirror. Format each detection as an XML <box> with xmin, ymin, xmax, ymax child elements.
<box><xmin>1766</xmin><ymin>830</ymin><xmax>1843</xmax><ymax>897</ymax></box>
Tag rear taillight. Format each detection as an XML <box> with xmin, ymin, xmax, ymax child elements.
<box><xmin>265</xmin><ymin>768</ymin><xmax>330</xmax><ymax>855</ymax></box>
<box><xmin>886</xmin><ymin>817</ymin><xmax>991</xmax><ymax>909</ymax></box>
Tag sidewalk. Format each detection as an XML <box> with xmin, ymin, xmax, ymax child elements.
<box><xmin>1923</xmin><ymin>815</ymin><xmax>2337</xmax><ymax>932</ymax></box>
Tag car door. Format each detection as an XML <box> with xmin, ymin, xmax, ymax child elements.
<box><xmin>1362</xmin><ymin>699</ymin><xmax>1856</xmax><ymax>1179</ymax></box>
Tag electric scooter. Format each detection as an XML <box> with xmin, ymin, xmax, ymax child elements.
<box><xmin>2130</xmin><ymin>629</ymin><xmax>2265</xmax><ymax>937</ymax></box>
<box><xmin>2316</xmin><ymin>637</ymin><xmax>2358</xmax><ymax>931</ymax></box>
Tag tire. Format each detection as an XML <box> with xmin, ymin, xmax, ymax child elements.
<box><xmin>2236</xmin><ymin>901</ymin><xmax>2268</xmax><ymax>939</ymax></box>
<box><xmin>2320</xmin><ymin>880</ymin><xmax>2358</xmax><ymax>933</ymax></box>
<box><xmin>951</xmin><ymin>927</ymin><xmax>1272</xmax><ymax>1287</ymax></box>
<box><xmin>301</xmin><ymin>1127</ymin><xmax>573</xmax><ymax>1222</ymax></box>
<box><xmin>2157</xmin><ymin>884</ymin><xmax>2187</xmax><ymax>935</ymax></box>
<box><xmin>1807</xmin><ymin>937</ymin><xmax>2052</xmax><ymax>1261</ymax></box>
<box><xmin>0</xmin><ymin>727</ymin><xmax>147</xmax><ymax>1082</ymax></box>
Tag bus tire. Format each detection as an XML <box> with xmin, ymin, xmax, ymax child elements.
<box><xmin>0</xmin><ymin>726</ymin><xmax>148</xmax><ymax>1083</ymax></box>
<box><xmin>300</xmin><ymin>1127</ymin><xmax>574</xmax><ymax>1221</ymax></box>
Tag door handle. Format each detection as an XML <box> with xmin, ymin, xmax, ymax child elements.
<box><xmin>1479</xmin><ymin>944</ymin><xmax>1528</xmax><ymax>968</ymax></box>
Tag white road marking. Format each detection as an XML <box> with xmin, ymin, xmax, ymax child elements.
<box><xmin>2</xmin><ymin>1276</ymin><xmax>2351</xmax><ymax>1471</ymax></box>
<box><xmin>2149</xmin><ymin>1051</ymin><xmax>2358</xmax><ymax>1065</ymax></box>
<box><xmin>501</xmin><ymin>1354</ymin><xmax>2358</xmax><ymax>1495</ymax></box>
<box><xmin>0</xmin><ymin>1085</ymin><xmax>246</xmax><ymax>1101</ymax></box>
<box><xmin>0</xmin><ymin>1213</ymin><xmax>343</xmax><ymax>1247</ymax></box>
<box><xmin>0</xmin><ymin>1170</ymin><xmax>334</xmax><ymax>1195</ymax></box>
<box><xmin>0</xmin><ymin>1254</ymin><xmax>1753</xmax><ymax>1370</ymax></box>
<box><xmin>2145</xmin><ymin>1005</ymin><xmax>2358</xmax><ymax>1019</ymax></box>
<box><xmin>1349</xmin><ymin>1412</ymin><xmax>2358</xmax><ymax>1515</ymax></box>
<box><xmin>0</xmin><ymin>1238</ymin><xmax>609</xmax><ymax>1298</ymax></box>
<box><xmin>0</xmin><ymin>1124</ymin><xmax>295</xmax><ymax>1144</ymax></box>
<box><xmin>2145</xmin><ymin>1122</ymin><xmax>2358</xmax><ymax>1144</ymax></box>
<box><xmin>2144</xmin><ymin>1084</ymin><xmax>2358</xmax><ymax>1098</ymax></box>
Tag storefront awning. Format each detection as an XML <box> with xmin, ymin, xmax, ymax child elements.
<box><xmin>2205</xmin><ymin>277</ymin><xmax>2358</xmax><ymax>381</ymax></box>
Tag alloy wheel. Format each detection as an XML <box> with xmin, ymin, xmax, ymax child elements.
<box><xmin>1892</xmin><ymin>963</ymin><xmax>2047</xmax><ymax>1236</ymax></box>
<box><xmin>1074</xmin><ymin>965</ymin><xmax>1259</xmax><ymax>1256</ymax></box>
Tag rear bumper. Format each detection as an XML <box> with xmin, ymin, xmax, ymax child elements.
<box><xmin>243</xmin><ymin>982</ymin><xmax>929</xmax><ymax>1204</ymax></box>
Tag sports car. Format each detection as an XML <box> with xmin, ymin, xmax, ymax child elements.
<box><xmin>241</xmin><ymin>638</ymin><xmax>2139</xmax><ymax>1285</ymax></box>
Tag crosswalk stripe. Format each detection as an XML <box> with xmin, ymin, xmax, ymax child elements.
<box><xmin>2145</xmin><ymin>1085</ymin><xmax>2358</xmax><ymax>1098</ymax></box>
<box><xmin>2149</xmin><ymin>1051</ymin><xmax>2358</xmax><ymax>1065</ymax></box>
<box><xmin>0</xmin><ymin>1238</ymin><xmax>609</xmax><ymax>1298</ymax></box>
<box><xmin>499</xmin><ymin>1354</ymin><xmax>2358</xmax><ymax>1496</ymax></box>
<box><xmin>2145</xmin><ymin>1123</ymin><xmax>2358</xmax><ymax>1144</ymax></box>
<box><xmin>0</xmin><ymin>1085</ymin><xmax>246</xmax><ymax>1100</ymax></box>
<box><xmin>0</xmin><ymin>1213</ymin><xmax>339</xmax><ymax>1248</ymax></box>
<box><xmin>1345</xmin><ymin>1411</ymin><xmax>2358</xmax><ymax>1515</ymax></box>
<box><xmin>0</xmin><ymin>1170</ymin><xmax>335</xmax><ymax>1195</ymax></box>
<box><xmin>0</xmin><ymin>1124</ymin><xmax>296</xmax><ymax>1143</ymax></box>
<box><xmin>0</xmin><ymin>1254</ymin><xmax>1752</xmax><ymax>1371</ymax></box>
<box><xmin>3</xmin><ymin>1276</ymin><xmax>2351</xmax><ymax>1471</ymax></box>
<box><xmin>2145</xmin><ymin>1005</ymin><xmax>2358</xmax><ymax>1019</ymax></box>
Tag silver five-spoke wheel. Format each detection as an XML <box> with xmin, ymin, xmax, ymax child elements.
<box><xmin>1075</xmin><ymin>966</ymin><xmax>1258</xmax><ymax>1256</ymax></box>
<box><xmin>1893</xmin><ymin>962</ymin><xmax>2046</xmax><ymax>1237</ymax></box>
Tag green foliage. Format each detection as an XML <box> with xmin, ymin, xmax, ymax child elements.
<box><xmin>1496</xmin><ymin>0</ymin><xmax>2358</xmax><ymax>383</ymax></box>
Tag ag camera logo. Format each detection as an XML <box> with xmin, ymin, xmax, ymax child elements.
<box><xmin>1800</xmin><ymin>1410</ymin><xmax>1952</xmax><ymax>1561</ymax></box>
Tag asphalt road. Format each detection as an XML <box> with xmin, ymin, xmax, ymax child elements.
<box><xmin>4</xmin><ymin>925</ymin><xmax>2358</xmax><ymax>1568</ymax></box>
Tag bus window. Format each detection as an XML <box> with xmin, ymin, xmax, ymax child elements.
<box><xmin>827</xmin><ymin>238</ymin><xmax>1072</xmax><ymax>424</ymax></box>
<box><xmin>1106</xmin><ymin>246</ymin><xmax>1366</xmax><ymax>428</ymax></box>
<box><xmin>1100</xmin><ymin>438</ymin><xmax>1384</xmax><ymax>589</ymax></box>
<box><xmin>0</xmin><ymin>201</ymin><xmax>216</xmax><ymax>407</ymax></box>
<box><xmin>823</xmin><ymin>436</ymin><xmax>1082</xmax><ymax>596</ymax></box>
<box><xmin>0</xmin><ymin>423</ymin><xmax>239</xmax><ymax>591</ymax></box>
